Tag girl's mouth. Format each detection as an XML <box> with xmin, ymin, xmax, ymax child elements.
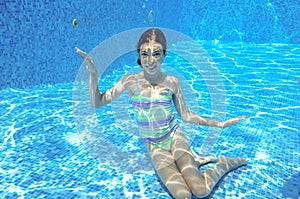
<box><xmin>147</xmin><ymin>65</ymin><xmax>156</xmax><ymax>70</ymax></box>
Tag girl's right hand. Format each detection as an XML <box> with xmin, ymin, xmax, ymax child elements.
<box><xmin>75</xmin><ymin>47</ymin><xmax>98</xmax><ymax>74</ymax></box>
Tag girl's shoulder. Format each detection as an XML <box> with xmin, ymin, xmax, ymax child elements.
<box><xmin>122</xmin><ymin>74</ymin><xmax>138</xmax><ymax>83</ymax></box>
<box><xmin>165</xmin><ymin>75</ymin><xmax>180</xmax><ymax>85</ymax></box>
<box><xmin>164</xmin><ymin>75</ymin><xmax>181</xmax><ymax>94</ymax></box>
<box><xmin>121</xmin><ymin>73</ymin><xmax>141</xmax><ymax>92</ymax></box>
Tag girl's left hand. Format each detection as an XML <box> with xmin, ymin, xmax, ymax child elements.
<box><xmin>219</xmin><ymin>116</ymin><xmax>248</xmax><ymax>128</ymax></box>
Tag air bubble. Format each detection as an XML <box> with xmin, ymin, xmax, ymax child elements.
<box><xmin>148</xmin><ymin>10</ymin><xmax>155</xmax><ymax>26</ymax></box>
<box><xmin>72</xmin><ymin>19</ymin><xmax>79</xmax><ymax>28</ymax></box>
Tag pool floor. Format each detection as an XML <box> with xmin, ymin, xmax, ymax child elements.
<box><xmin>1</xmin><ymin>42</ymin><xmax>299</xmax><ymax>198</ymax></box>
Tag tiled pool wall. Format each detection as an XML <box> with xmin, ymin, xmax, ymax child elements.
<box><xmin>0</xmin><ymin>0</ymin><xmax>299</xmax><ymax>89</ymax></box>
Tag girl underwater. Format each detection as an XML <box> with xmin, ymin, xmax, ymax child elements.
<box><xmin>75</xmin><ymin>28</ymin><xmax>248</xmax><ymax>199</ymax></box>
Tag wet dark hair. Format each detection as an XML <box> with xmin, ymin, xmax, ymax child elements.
<box><xmin>136</xmin><ymin>28</ymin><xmax>167</xmax><ymax>66</ymax></box>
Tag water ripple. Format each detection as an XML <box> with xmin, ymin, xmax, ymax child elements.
<box><xmin>1</xmin><ymin>43</ymin><xmax>299</xmax><ymax>198</ymax></box>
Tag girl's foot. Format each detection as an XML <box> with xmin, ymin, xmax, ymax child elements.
<box><xmin>217</xmin><ymin>156</ymin><xmax>248</xmax><ymax>171</ymax></box>
<box><xmin>194</xmin><ymin>155</ymin><xmax>218</xmax><ymax>167</ymax></box>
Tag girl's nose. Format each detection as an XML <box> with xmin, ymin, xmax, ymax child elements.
<box><xmin>149</xmin><ymin>55</ymin><xmax>155</xmax><ymax>63</ymax></box>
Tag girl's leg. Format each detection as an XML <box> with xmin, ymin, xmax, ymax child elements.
<box><xmin>192</xmin><ymin>153</ymin><xmax>217</xmax><ymax>167</ymax></box>
<box><xmin>146</xmin><ymin>144</ymin><xmax>192</xmax><ymax>199</ymax></box>
<box><xmin>171</xmin><ymin>131</ymin><xmax>247</xmax><ymax>198</ymax></box>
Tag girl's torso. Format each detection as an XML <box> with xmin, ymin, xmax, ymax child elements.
<box><xmin>128</xmin><ymin>72</ymin><xmax>180</xmax><ymax>150</ymax></box>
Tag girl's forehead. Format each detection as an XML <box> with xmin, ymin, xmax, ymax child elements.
<box><xmin>140</xmin><ymin>42</ymin><xmax>163</xmax><ymax>50</ymax></box>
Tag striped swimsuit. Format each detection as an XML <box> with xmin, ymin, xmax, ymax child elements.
<box><xmin>131</xmin><ymin>79</ymin><xmax>180</xmax><ymax>150</ymax></box>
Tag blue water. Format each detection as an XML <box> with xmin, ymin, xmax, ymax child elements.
<box><xmin>1</xmin><ymin>0</ymin><xmax>300</xmax><ymax>198</ymax></box>
<box><xmin>1</xmin><ymin>41</ymin><xmax>299</xmax><ymax>198</ymax></box>
<box><xmin>1</xmin><ymin>0</ymin><xmax>299</xmax><ymax>89</ymax></box>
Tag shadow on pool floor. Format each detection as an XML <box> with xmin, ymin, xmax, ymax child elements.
<box><xmin>281</xmin><ymin>172</ymin><xmax>300</xmax><ymax>199</ymax></box>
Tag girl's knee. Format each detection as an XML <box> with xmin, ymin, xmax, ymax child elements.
<box><xmin>165</xmin><ymin>179</ymin><xmax>192</xmax><ymax>199</ymax></box>
<box><xmin>190</xmin><ymin>185</ymin><xmax>211</xmax><ymax>198</ymax></box>
<box><xmin>172</xmin><ymin>189</ymin><xmax>192</xmax><ymax>199</ymax></box>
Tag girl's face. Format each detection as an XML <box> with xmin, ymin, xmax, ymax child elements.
<box><xmin>139</xmin><ymin>41</ymin><xmax>165</xmax><ymax>76</ymax></box>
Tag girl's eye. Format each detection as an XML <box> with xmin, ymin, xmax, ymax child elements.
<box><xmin>141</xmin><ymin>52</ymin><xmax>148</xmax><ymax>57</ymax></box>
<box><xmin>153</xmin><ymin>52</ymin><xmax>162</xmax><ymax>57</ymax></box>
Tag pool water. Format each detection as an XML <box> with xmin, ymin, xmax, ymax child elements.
<box><xmin>1</xmin><ymin>42</ymin><xmax>299</xmax><ymax>198</ymax></box>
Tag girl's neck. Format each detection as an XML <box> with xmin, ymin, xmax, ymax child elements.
<box><xmin>144</xmin><ymin>71</ymin><xmax>164</xmax><ymax>85</ymax></box>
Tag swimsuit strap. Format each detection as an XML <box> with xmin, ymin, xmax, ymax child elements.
<box><xmin>135</xmin><ymin>75</ymin><xmax>140</xmax><ymax>95</ymax></box>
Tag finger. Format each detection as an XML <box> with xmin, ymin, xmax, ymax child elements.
<box><xmin>229</xmin><ymin>118</ymin><xmax>241</xmax><ymax>124</ymax></box>
<box><xmin>238</xmin><ymin>116</ymin><xmax>248</xmax><ymax>120</ymax></box>
<box><xmin>75</xmin><ymin>48</ymin><xmax>86</xmax><ymax>56</ymax></box>
<box><xmin>235</xmin><ymin>117</ymin><xmax>247</xmax><ymax>123</ymax></box>
<box><xmin>77</xmin><ymin>53</ymin><xmax>86</xmax><ymax>60</ymax></box>
<box><xmin>76</xmin><ymin>51</ymin><xmax>88</xmax><ymax>60</ymax></box>
<box><xmin>77</xmin><ymin>50</ymin><xmax>85</xmax><ymax>56</ymax></box>
<box><xmin>75</xmin><ymin>47</ymin><xmax>83</xmax><ymax>54</ymax></box>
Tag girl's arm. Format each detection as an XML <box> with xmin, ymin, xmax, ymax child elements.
<box><xmin>171</xmin><ymin>77</ymin><xmax>246</xmax><ymax>128</ymax></box>
<box><xmin>75</xmin><ymin>47</ymin><xmax>127</xmax><ymax>108</ymax></box>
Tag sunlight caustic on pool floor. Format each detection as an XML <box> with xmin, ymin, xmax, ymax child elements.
<box><xmin>0</xmin><ymin>42</ymin><xmax>299</xmax><ymax>198</ymax></box>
